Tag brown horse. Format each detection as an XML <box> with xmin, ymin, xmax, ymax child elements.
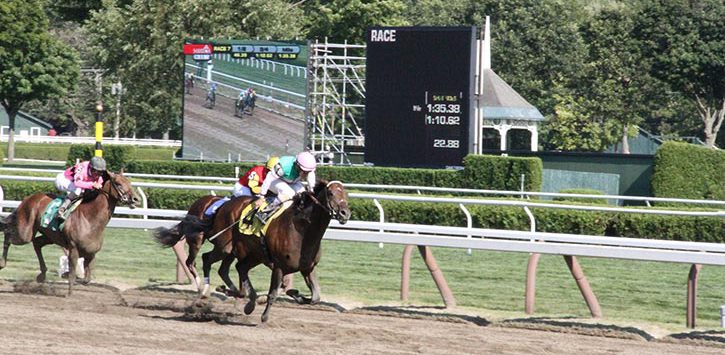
<box><xmin>153</xmin><ymin>194</ymin><xmax>241</xmax><ymax>294</ymax></box>
<box><xmin>232</xmin><ymin>180</ymin><xmax>350</xmax><ymax>322</ymax></box>
<box><xmin>0</xmin><ymin>172</ymin><xmax>138</xmax><ymax>295</ymax></box>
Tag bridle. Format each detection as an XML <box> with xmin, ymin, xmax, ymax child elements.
<box><xmin>306</xmin><ymin>181</ymin><xmax>346</xmax><ymax>220</ymax></box>
<box><xmin>100</xmin><ymin>174</ymin><xmax>133</xmax><ymax>206</ymax></box>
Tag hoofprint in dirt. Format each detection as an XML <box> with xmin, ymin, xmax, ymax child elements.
<box><xmin>0</xmin><ymin>281</ymin><xmax>723</xmax><ymax>355</ymax></box>
<box><xmin>182</xmin><ymin>86</ymin><xmax>303</xmax><ymax>161</ymax></box>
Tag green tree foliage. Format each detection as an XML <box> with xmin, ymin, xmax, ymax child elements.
<box><xmin>543</xmin><ymin>93</ymin><xmax>616</xmax><ymax>152</ymax></box>
<box><xmin>578</xmin><ymin>5</ymin><xmax>658</xmax><ymax>153</ymax></box>
<box><xmin>302</xmin><ymin>0</ymin><xmax>409</xmax><ymax>44</ymax></box>
<box><xmin>0</xmin><ymin>0</ymin><xmax>80</xmax><ymax>161</ymax></box>
<box><xmin>85</xmin><ymin>0</ymin><xmax>305</xmax><ymax>139</ymax></box>
<box><xmin>634</xmin><ymin>0</ymin><xmax>725</xmax><ymax>148</ymax></box>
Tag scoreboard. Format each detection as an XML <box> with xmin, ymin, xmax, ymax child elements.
<box><xmin>365</xmin><ymin>27</ymin><xmax>476</xmax><ymax>168</ymax></box>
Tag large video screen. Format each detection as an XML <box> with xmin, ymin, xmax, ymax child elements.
<box><xmin>181</xmin><ymin>40</ymin><xmax>308</xmax><ymax>161</ymax></box>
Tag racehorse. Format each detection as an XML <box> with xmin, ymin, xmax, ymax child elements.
<box><xmin>152</xmin><ymin>195</ymin><xmax>241</xmax><ymax>295</ymax></box>
<box><xmin>232</xmin><ymin>180</ymin><xmax>350</xmax><ymax>322</ymax></box>
<box><xmin>235</xmin><ymin>93</ymin><xmax>256</xmax><ymax>116</ymax></box>
<box><xmin>0</xmin><ymin>172</ymin><xmax>138</xmax><ymax>295</ymax></box>
<box><xmin>205</xmin><ymin>88</ymin><xmax>216</xmax><ymax>108</ymax></box>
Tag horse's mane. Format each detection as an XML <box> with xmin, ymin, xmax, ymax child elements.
<box><xmin>291</xmin><ymin>180</ymin><xmax>329</xmax><ymax>210</ymax></box>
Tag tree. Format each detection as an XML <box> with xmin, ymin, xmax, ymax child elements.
<box><xmin>0</xmin><ymin>0</ymin><xmax>80</xmax><ymax>161</ymax></box>
<box><xmin>302</xmin><ymin>0</ymin><xmax>409</xmax><ymax>44</ymax></box>
<box><xmin>635</xmin><ymin>0</ymin><xmax>725</xmax><ymax>148</ymax></box>
<box><xmin>542</xmin><ymin>92</ymin><xmax>618</xmax><ymax>152</ymax></box>
<box><xmin>85</xmin><ymin>0</ymin><xmax>306</xmax><ymax>138</ymax></box>
<box><xmin>579</xmin><ymin>5</ymin><xmax>657</xmax><ymax>153</ymax></box>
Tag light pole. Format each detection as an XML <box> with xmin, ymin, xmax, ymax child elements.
<box><xmin>95</xmin><ymin>102</ymin><xmax>104</xmax><ymax>157</ymax></box>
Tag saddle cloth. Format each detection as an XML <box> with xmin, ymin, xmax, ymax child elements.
<box><xmin>204</xmin><ymin>197</ymin><xmax>231</xmax><ymax>218</ymax></box>
<box><xmin>238</xmin><ymin>200</ymin><xmax>292</xmax><ymax>237</ymax></box>
<box><xmin>41</xmin><ymin>197</ymin><xmax>82</xmax><ymax>232</ymax></box>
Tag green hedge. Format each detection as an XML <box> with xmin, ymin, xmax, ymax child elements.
<box><xmin>652</xmin><ymin>142</ymin><xmax>725</xmax><ymax>201</ymax></box>
<box><xmin>462</xmin><ymin>155</ymin><xmax>542</xmax><ymax>191</ymax></box>
<box><xmin>67</xmin><ymin>145</ymin><xmax>136</xmax><ymax>171</ymax></box>
<box><xmin>0</xmin><ymin>143</ymin><xmax>65</xmax><ymax>161</ymax></box>
<box><xmin>125</xmin><ymin>154</ymin><xmax>542</xmax><ymax>191</ymax></box>
<box><xmin>346</xmin><ymin>199</ymin><xmax>723</xmax><ymax>242</ymax></box>
<box><xmin>554</xmin><ymin>188</ymin><xmax>607</xmax><ymax>205</ymax></box>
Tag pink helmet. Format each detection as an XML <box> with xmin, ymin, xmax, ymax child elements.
<box><xmin>296</xmin><ymin>151</ymin><xmax>317</xmax><ymax>172</ymax></box>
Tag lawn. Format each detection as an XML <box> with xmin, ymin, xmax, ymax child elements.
<box><xmin>1</xmin><ymin>227</ymin><xmax>723</xmax><ymax>330</ymax></box>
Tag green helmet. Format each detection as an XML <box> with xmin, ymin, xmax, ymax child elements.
<box><xmin>90</xmin><ymin>156</ymin><xmax>107</xmax><ymax>171</ymax></box>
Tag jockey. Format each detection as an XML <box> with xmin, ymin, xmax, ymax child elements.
<box><xmin>254</xmin><ymin>151</ymin><xmax>317</xmax><ymax>222</ymax></box>
<box><xmin>54</xmin><ymin>156</ymin><xmax>107</xmax><ymax>220</ymax></box>
<box><xmin>233</xmin><ymin>156</ymin><xmax>279</xmax><ymax>197</ymax></box>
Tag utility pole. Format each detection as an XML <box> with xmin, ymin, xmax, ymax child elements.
<box><xmin>112</xmin><ymin>81</ymin><xmax>123</xmax><ymax>140</ymax></box>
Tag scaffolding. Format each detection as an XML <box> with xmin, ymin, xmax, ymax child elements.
<box><xmin>306</xmin><ymin>40</ymin><xmax>366</xmax><ymax>165</ymax></box>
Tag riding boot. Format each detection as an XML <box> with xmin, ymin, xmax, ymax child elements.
<box><xmin>256</xmin><ymin>200</ymin><xmax>281</xmax><ymax>224</ymax></box>
<box><xmin>57</xmin><ymin>197</ymin><xmax>73</xmax><ymax>221</ymax></box>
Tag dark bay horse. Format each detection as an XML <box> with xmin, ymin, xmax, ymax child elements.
<box><xmin>153</xmin><ymin>195</ymin><xmax>241</xmax><ymax>294</ymax></box>
<box><xmin>232</xmin><ymin>180</ymin><xmax>350</xmax><ymax>322</ymax></box>
<box><xmin>0</xmin><ymin>172</ymin><xmax>138</xmax><ymax>295</ymax></box>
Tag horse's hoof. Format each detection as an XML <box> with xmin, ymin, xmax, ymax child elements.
<box><xmin>244</xmin><ymin>301</ymin><xmax>256</xmax><ymax>315</ymax></box>
<box><xmin>0</xmin><ymin>259</ymin><xmax>6</xmax><ymax>269</ymax></box>
<box><xmin>36</xmin><ymin>273</ymin><xmax>46</xmax><ymax>283</ymax></box>
<box><xmin>261</xmin><ymin>313</ymin><xmax>269</xmax><ymax>323</ymax></box>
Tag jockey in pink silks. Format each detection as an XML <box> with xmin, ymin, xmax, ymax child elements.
<box><xmin>54</xmin><ymin>156</ymin><xmax>107</xmax><ymax>220</ymax></box>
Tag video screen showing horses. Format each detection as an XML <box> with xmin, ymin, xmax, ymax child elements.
<box><xmin>181</xmin><ymin>40</ymin><xmax>307</xmax><ymax>161</ymax></box>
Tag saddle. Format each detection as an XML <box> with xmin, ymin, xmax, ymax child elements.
<box><xmin>41</xmin><ymin>197</ymin><xmax>82</xmax><ymax>232</ymax></box>
<box><xmin>238</xmin><ymin>200</ymin><xmax>292</xmax><ymax>237</ymax></box>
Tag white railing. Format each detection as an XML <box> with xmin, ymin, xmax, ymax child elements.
<box><xmin>0</xmin><ymin>135</ymin><xmax>181</xmax><ymax>147</ymax></box>
<box><xmin>1</xmin><ymin>170</ymin><xmax>723</xmax><ymax>208</ymax></box>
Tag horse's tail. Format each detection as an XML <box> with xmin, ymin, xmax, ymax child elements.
<box><xmin>152</xmin><ymin>214</ymin><xmax>209</xmax><ymax>247</ymax></box>
<box><xmin>178</xmin><ymin>215</ymin><xmax>210</xmax><ymax>245</ymax></box>
<box><xmin>0</xmin><ymin>211</ymin><xmax>20</xmax><ymax>244</ymax></box>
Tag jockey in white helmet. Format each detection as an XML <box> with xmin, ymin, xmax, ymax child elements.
<box><xmin>254</xmin><ymin>151</ymin><xmax>317</xmax><ymax>222</ymax></box>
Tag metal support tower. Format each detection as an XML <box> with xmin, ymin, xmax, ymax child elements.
<box><xmin>306</xmin><ymin>39</ymin><xmax>366</xmax><ymax>165</ymax></box>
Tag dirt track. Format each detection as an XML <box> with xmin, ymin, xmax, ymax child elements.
<box><xmin>182</xmin><ymin>86</ymin><xmax>304</xmax><ymax>161</ymax></box>
<box><xmin>1</xmin><ymin>281</ymin><xmax>723</xmax><ymax>355</ymax></box>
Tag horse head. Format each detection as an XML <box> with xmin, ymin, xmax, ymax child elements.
<box><xmin>313</xmin><ymin>180</ymin><xmax>351</xmax><ymax>225</ymax></box>
<box><xmin>103</xmin><ymin>171</ymin><xmax>140</xmax><ymax>208</ymax></box>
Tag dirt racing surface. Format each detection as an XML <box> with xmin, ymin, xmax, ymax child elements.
<box><xmin>182</xmin><ymin>86</ymin><xmax>304</xmax><ymax>161</ymax></box>
<box><xmin>1</xmin><ymin>281</ymin><xmax>724</xmax><ymax>355</ymax></box>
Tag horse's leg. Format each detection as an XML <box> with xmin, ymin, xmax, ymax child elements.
<box><xmin>66</xmin><ymin>247</ymin><xmax>80</xmax><ymax>296</ymax></box>
<box><xmin>32</xmin><ymin>235</ymin><xmax>53</xmax><ymax>283</ymax></box>
<box><xmin>80</xmin><ymin>253</ymin><xmax>96</xmax><ymax>285</ymax></box>
<box><xmin>199</xmin><ymin>248</ymin><xmax>226</xmax><ymax>297</ymax></box>
<box><xmin>261</xmin><ymin>267</ymin><xmax>284</xmax><ymax>323</ymax></box>
<box><xmin>290</xmin><ymin>270</ymin><xmax>321</xmax><ymax>305</ymax></box>
<box><xmin>185</xmin><ymin>243</ymin><xmax>201</xmax><ymax>292</ymax></box>
<box><xmin>235</xmin><ymin>259</ymin><xmax>257</xmax><ymax>314</ymax></box>
<box><xmin>0</xmin><ymin>233</ymin><xmax>11</xmax><ymax>269</ymax></box>
<box><xmin>218</xmin><ymin>254</ymin><xmax>240</xmax><ymax>297</ymax></box>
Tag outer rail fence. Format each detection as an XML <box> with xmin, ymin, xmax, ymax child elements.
<box><xmin>0</xmin><ymin>175</ymin><xmax>724</xmax><ymax>328</ymax></box>
<box><xmin>2</xmin><ymin>169</ymin><xmax>724</xmax><ymax>208</ymax></box>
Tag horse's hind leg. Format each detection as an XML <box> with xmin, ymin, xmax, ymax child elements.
<box><xmin>32</xmin><ymin>235</ymin><xmax>53</xmax><ymax>283</ymax></box>
<box><xmin>200</xmin><ymin>248</ymin><xmax>226</xmax><ymax>297</ymax></box>
<box><xmin>261</xmin><ymin>267</ymin><xmax>284</xmax><ymax>323</ymax></box>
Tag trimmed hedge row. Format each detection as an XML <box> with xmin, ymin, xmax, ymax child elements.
<box><xmin>66</xmin><ymin>145</ymin><xmax>175</xmax><ymax>171</ymax></box>
<box><xmin>652</xmin><ymin>142</ymin><xmax>725</xmax><ymax>201</ymax></box>
<box><xmin>554</xmin><ymin>188</ymin><xmax>607</xmax><ymax>205</ymax></box>
<box><xmin>347</xmin><ymin>199</ymin><xmax>723</xmax><ymax>242</ymax></box>
<box><xmin>123</xmin><ymin>154</ymin><xmax>543</xmax><ymax>192</ymax></box>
